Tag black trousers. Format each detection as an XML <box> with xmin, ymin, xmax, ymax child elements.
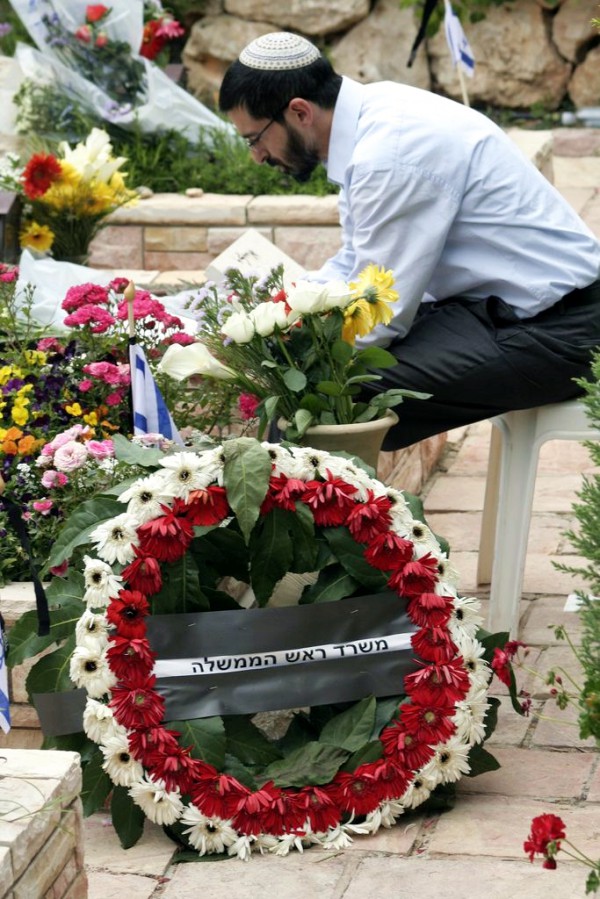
<box><xmin>363</xmin><ymin>279</ymin><xmax>600</xmax><ymax>450</ymax></box>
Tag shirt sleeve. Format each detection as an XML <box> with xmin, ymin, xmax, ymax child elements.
<box><xmin>319</xmin><ymin>161</ymin><xmax>461</xmax><ymax>347</ymax></box>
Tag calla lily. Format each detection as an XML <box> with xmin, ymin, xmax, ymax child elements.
<box><xmin>158</xmin><ymin>342</ymin><xmax>235</xmax><ymax>381</ymax></box>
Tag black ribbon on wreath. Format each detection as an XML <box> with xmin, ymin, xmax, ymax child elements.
<box><xmin>407</xmin><ymin>0</ymin><xmax>440</xmax><ymax>67</ymax></box>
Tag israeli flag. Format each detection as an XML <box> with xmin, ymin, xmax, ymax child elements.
<box><xmin>129</xmin><ymin>342</ymin><xmax>184</xmax><ymax>445</ymax></box>
<box><xmin>444</xmin><ymin>0</ymin><xmax>475</xmax><ymax>77</ymax></box>
<box><xmin>0</xmin><ymin>619</ymin><xmax>10</xmax><ymax>734</ymax></box>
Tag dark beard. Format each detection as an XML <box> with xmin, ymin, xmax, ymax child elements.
<box><xmin>266</xmin><ymin>123</ymin><xmax>320</xmax><ymax>183</ymax></box>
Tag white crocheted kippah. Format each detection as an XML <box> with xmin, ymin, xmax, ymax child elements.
<box><xmin>239</xmin><ymin>32</ymin><xmax>320</xmax><ymax>71</ymax></box>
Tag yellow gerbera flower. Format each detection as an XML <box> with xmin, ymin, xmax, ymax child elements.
<box><xmin>20</xmin><ymin>221</ymin><xmax>55</xmax><ymax>253</ymax></box>
<box><xmin>349</xmin><ymin>264</ymin><xmax>398</xmax><ymax>328</ymax></box>
<box><xmin>342</xmin><ymin>299</ymin><xmax>375</xmax><ymax>343</ymax></box>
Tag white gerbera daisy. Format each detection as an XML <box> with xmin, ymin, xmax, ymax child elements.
<box><xmin>435</xmin><ymin>556</ymin><xmax>461</xmax><ymax>589</ymax></box>
<box><xmin>399</xmin><ymin>772</ymin><xmax>436</xmax><ymax>809</ymax></box>
<box><xmin>386</xmin><ymin>490</ymin><xmax>415</xmax><ymax>532</ymax></box>
<box><xmin>251</xmin><ymin>833</ymin><xmax>279</xmax><ymax>855</ymax></box>
<box><xmin>448</xmin><ymin>595</ymin><xmax>483</xmax><ymax>639</ymax></box>
<box><xmin>365</xmin><ymin>801</ymin><xmax>401</xmax><ymax>831</ymax></box>
<box><xmin>90</xmin><ymin>513</ymin><xmax>139</xmax><ymax>565</ymax></box>
<box><xmin>227</xmin><ymin>834</ymin><xmax>253</xmax><ymax>861</ymax></box>
<box><xmin>291</xmin><ymin>447</ymin><xmax>340</xmax><ymax>480</ymax></box>
<box><xmin>69</xmin><ymin>646</ymin><xmax>116</xmax><ymax>698</ymax></box>
<box><xmin>271</xmin><ymin>834</ymin><xmax>305</xmax><ymax>856</ymax></box>
<box><xmin>119</xmin><ymin>472</ymin><xmax>173</xmax><ymax>523</ymax></box>
<box><xmin>454</xmin><ymin>634</ymin><xmax>490</xmax><ymax>689</ymax></box>
<box><xmin>453</xmin><ymin>692</ymin><xmax>490</xmax><ymax>744</ymax></box>
<box><xmin>179</xmin><ymin>806</ymin><xmax>238</xmax><ymax>855</ymax></box>
<box><xmin>83</xmin><ymin>698</ymin><xmax>125</xmax><ymax>744</ymax></box>
<box><xmin>261</xmin><ymin>443</ymin><xmax>297</xmax><ymax>477</ymax></box>
<box><xmin>422</xmin><ymin>737</ymin><xmax>472</xmax><ymax>784</ymax></box>
<box><xmin>83</xmin><ymin>556</ymin><xmax>122</xmax><ymax>608</ymax></box>
<box><xmin>100</xmin><ymin>734</ymin><xmax>144</xmax><ymax>786</ymax></box>
<box><xmin>75</xmin><ymin>609</ymin><xmax>109</xmax><ymax>652</ymax></box>
<box><xmin>408</xmin><ymin>522</ymin><xmax>441</xmax><ymax>557</ymax></box>
<box><xmin>319</xmin><ymin>825</ymin><xmax>353</xmax><ymax>851</ymax></box>
<box><xmin>159</xmin><ymin>451</ymin><xmax>213</xmax><ymax>500</ymax></box>
<box><xmin>128</xmin><ymin>776</ymin><xmax>184</xmax><ymax>826</ymax></box>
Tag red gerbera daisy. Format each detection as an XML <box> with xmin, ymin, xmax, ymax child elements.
<box><xmin>175</xmin><ymin>486</ymin><xmax>230</xmax><ymax>526</ymax></box>
<box><xmin>380</xmin><ymin>724</ymin><xmax>435</xmax><ymax>770</ymax></box>
<box><xmin>137</xmin><ymin>506</ymin><xmax>194</xmax><ymax>562</ymax></box>
<box><xmin>146</xmin><ymin>744</ymin><xmax>201</xmax><ymax>794</ymax></box>
<box><xmin>406</xmin><ymin>592</ymin><xmax>454</xmax><ymax>628</ymax></box>
<box><xmin>363</xmin><ymin>531</ymin><xmax>414</xmax><ymax>571</ymax></box>
<box><xmin>247</xmin><ymin>782</ymin><xmax>307</xmax><ymax>837</ymax></box>
<box><xmin>411</xmin><ymin>625</ymin><xmax>458</xmax><ymax>664</ymax></box>
<box><xmin>106</xmin><ymin>634</ymin><xmax>155</xmax><ymax>679</ymax></box>
<box><xmin>106</xmin><ymin>590</ymin><xmax>150</xmax><ymax>639</ymax></box>
<box><xmin>128</xmin><ymin>726</ymin><xmax>182</xmax><ymax>762</ymax></box>
<box><xmin>331</xmin><ymin>766</ymin><xmax>384</xmax><ymax>816</ymax></box>
<box><xmin>121</xmin><ymin>547</ymin><xmax>163</xmax><ymax>595</ymax></box>
<box><xmin>301</xmin><ymin>471</ymin><xmax>357</xmax><ymax>526</ymax></box>
<box><xmin>388</xmin><ymin>553</ymin><xmax>439</xmax><ymax>596</ymax></box>
<box><xmin>109</xmin><ymin>672</ymin><xmax>165</xmax><ymax>729</ymax></box>
<box><xmin>404</xmin><ymin>659</ymin><xmax>471</xmax><ymax>704</ymax></box>
<box><xmin>296</xmin><ymin>785</ymin><xmax>341</xmax><ymax>834</ymax></box>
<box><xmin>260</xmin><ymin>474</ymin><xmax>308</xmax><ymax>515</ymax></box>
<box><xmin>191</xmin><ymin>773</ymin><xmax>250</xmax><ymax>820</ymax></box>
<box><xmin>399</xmin><ymin>699</ymin><xmax>457</xmax><ymax>743</ymax></box>
<box><xmin>346</xmin><ymin>490</ymin><xmax>392</xmax><ymax>543</ymax></box>
<box><xmin>21</xmin><ymin>153</ymin><xmax>62</xmax><ymax>199</ymax></box>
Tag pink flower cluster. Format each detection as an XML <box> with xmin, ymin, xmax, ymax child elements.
<box><xmin>37</xmin><ymin>424</ymin><xmax>114</xmax><ymax>477</ymax></box>
<box><xmin>80</xmin><ymin>360</ymin><xmax>131</xmax><ymax>407</ymax></box>
<box><xmin>0</xmin><ymin>263</ymin><xmax>18</xmax><ymax>283</ymax></box>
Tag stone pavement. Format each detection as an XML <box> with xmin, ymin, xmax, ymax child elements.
<box><xmin>79</xmin><ymin>134</ymin><xmax>599</xmax><ymax>898</ymax></box>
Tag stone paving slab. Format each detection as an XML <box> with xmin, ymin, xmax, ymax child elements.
<box><xmin>345</xmin><ymin>856</ymin><xmax>588</xmax><ymax>899</ymax></box>
<box><xmin>87</xmin><ymin>871</ymin><xmax>161</xmax><ymax>899</ymax></box>
<box><xmin>457</xmin><ymin>746</ymin><xmax>595</xmax><ymax>799</ymax></box>
<box><xmin>83</xmin><ymin>814</ymin><xmax>174</xmax><ymax>877</ymax></box>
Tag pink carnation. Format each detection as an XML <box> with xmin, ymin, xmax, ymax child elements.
<box><xmin>78</xmin><ymin>379</ymin><xmax>94</xmax><ymax>392</ymax></box>
<box><xmin>41</xmin><ymin>470</ymin><xmax>68</xmax><ymax>489</ymax></box>
<box><xmin>238</xmin><ymin>393</ymin><xmax>260</xmax><ymax>420</ymax></box>
<box><xmin>32</xmin><ymin>499</ymin><xmax>53</xmax><ymax>515</ymax></box>
<box><xmin>105</xmin><ymin>391</ymin><xmax>124</xmax><ymax>406</ymax></box>
<box><xmin>64</xmin><ymin>305</ymin><xmax>116</xmax><ymax>333</ymax></box>
<box><xmin>37</xmin><ymin>337</ymin><xmax>64</xmax><ymax>353</ymax></box>
<box><xmin>108</xmin><ymin>277</ymin><xmax>130</xmax><ymax>293</ymax></box>
<box><xmin>0</xmin><ymin>268</ymin><xmax>18</xmax><ymax>283</ymax></box>
<box><xmin>62</xmin><ymin>283</ymin><xmax>110</xmax><ymax>312</ymax></box>
<box><xmin>167</xmin><ymin>332</ymin><xmax>196</xmax><ymax>346</ymax></box>
<box><xmin>86</xmin><ymin>439</ymin><xmax>114</xmax><ymax>460</ymax></box>
<box><xmin>53</xmin><ymin>440</ymin><xmax>89</xmax><ymax>472</ymax></box>
<box><xmin>83</xmin><ymin>360</ymin><xmax>127</xmax><ymax>386</ymax></box>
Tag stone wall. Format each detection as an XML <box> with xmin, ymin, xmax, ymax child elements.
<box><xmin>0</xmin><ymin>749</ymin><xmax>87</xmax><ymax>898</ymax></box>
<box><xmin>182</xmin><ymin>0</ymin><xmax>600</xmax><ymax>111</ymax></box>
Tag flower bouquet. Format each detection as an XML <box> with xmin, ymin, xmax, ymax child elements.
<box><xmin>0</xmin><ymin>128</ymin><xmax>137</xmax><ymax>261</ymax></box>
<box><xmin>159</xmin><ymin>264</ymin><xmax>429</xmax><ymax>444</ymax></box>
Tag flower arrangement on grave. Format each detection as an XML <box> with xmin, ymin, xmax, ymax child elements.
<box><xmin>0</xmin><ymin>270</ymin><xmax>200</xmax><ymax>585</ymax></box>
<box><xmin>140</xmin><ymin>1</ymin><xmax>185</xmax><ymax>63</ymax></box>
<box><xmin>159</xmin><ymin>264</ymin><xmax>430</xmax><ymax>443</ymax></box>
<box><xmin>0</xmin><ymin>128</ymin><xmax>137</xmax><ymax>262</ymax></box>
<box><xmin>7</xmin><ymin>435</ymin><xmax>510</xmax><ymax>859</ymax></box>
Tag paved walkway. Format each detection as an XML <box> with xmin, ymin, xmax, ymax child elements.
<box><xmin>83</xmin><ymin>132</ymin><xmax>600</xmax><ymax>898</ymax></box>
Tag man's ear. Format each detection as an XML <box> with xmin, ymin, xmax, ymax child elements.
<box><xmin>287</xmin><ymin>98</ymin><xmax>314</xmax><ymax>126</ymax></box>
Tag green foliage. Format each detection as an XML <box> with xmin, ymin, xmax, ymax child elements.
<box><xmin>12</xmin><ymin>78</ymin><xmax>338</xmax><ymax>197</ymax></box>
<box><xmin>399</xmin><ymin>0</ymin><xmax>514</xmax><ymax>34</ymax></box>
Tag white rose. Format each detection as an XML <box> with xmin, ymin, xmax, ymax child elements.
<box><xmin>285</xmin><ymin>280</ymin><xmax>329</xmax><ymax>314</ymax></box>
<box><xmin>158</xmin><ymin>342</ymin><xmax>235</xmax><ymax>381</ymax></box>
<box><xmin>221</xmin><ymin>311</ymin><xmax>255</xmax><ymax>344</ymax></box>
<box><xmin>321</xmin><ymin>279</ymin><xmax>353</xmax><ymax>310</ymax></box>
<box><xmin>250</xmin><ymin>301</ymin><xmax>289</xmax><ymax>336</ymax></box>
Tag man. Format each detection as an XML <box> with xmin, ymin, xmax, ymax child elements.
<box><xmin>219</xmin><ymin>32</ymin><xmax>600</xmax><ymax>449</ymax></box>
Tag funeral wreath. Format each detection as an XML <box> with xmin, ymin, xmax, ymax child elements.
<box><xmin>8</xmin><ymin>436</ymin><xmax>508</xmax><ymax>859</ymax></box>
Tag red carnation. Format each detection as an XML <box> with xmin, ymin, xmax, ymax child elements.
<box><xmin>21</xmin><ymin>153</ymin><xmax>62</xmax><ymax>199</ymax></box>
<box><xmin>86</xmin><ymin>4</ymin><xmax>110</xmax><ymax>23</ymax></box>
<box><xmin>524</xmin><ymin>813</ymin><xmax>566</xmax><ymax>867</ymax></box>
<box><xmin>121</xmin><ymin>548</ymin><xmax>163</xmax><ymax>595</ymax></box>
<box><xmin>106</xmin><ymin>590</ymin><xmax>150</xmax><ymax>638</ymax></box>
<box><xmin>137</xmin><ymin>507</ymin><xmax>194</xmax><ymax>562</ymax></box>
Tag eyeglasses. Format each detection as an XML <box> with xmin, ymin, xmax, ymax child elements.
<box><xmin>244</xmin><ymin>103</ymin><xmax>288</xmax><ymax>150</ymax></box>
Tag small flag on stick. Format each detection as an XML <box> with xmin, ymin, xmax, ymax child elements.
<box><xmin>125</xmin><ymin>282</ymin><xmax>184</xmax><ymax>445</ymax></box>
<box><xmin>444</xmin><ymin>0</ymin><xmax>475</xmax><ymax>78</ymax></box>
<box><xmin>0</xmin><ymin>614</ymin><xmax>11</xmax><ymax>734</ymax></box>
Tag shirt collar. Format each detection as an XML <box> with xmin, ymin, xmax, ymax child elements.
<box><xmin>327</xmin><ymin>76</ymin><xmax>364</xmax><ymax>186</ymax></box>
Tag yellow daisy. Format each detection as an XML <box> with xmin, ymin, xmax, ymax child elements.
<box><xmin>20</xmin><ymin>221</ymin><xmax>55</xmax><ymax>253</ymax></box>
<box><xmin>342</xmin><ymin>299</ymin><xmax>375</xmax><ymax>343</ymax></box>
<box><xmin>349</xmin><ymin>264</ymin><xmax>398</xmax><ymax>328</ymax></box>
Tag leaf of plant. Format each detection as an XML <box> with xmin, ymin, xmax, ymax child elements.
<box><xmin>482</xmin><ymin>696</ymin><xmax>500</xmax><ymax>740</ymax></box>
<box><xmin>287</xmin><ymin>503</ymin><xmax>319</xmax><ymax>572</ymax></box>
<box><xmin>25</xmin><ymin>635</ymin><xmax>76</xmax><ymax>696</ymax></box>
<box><xmin>222</xmin><ymin>438</ymin><xmax>272</xmax><ymax>543</ymax></box>
<box><xmin>299</xmin><ymin>564</ymin><xmax>358</xmax><ymax>604</ymax></box>
<box><xmin>319</xmin><ymin>696</ymin><xmax>376</xmax><ymax>752</ymax></box>
<box><xmin>249</xmin><ymin>509</ymin><xmax>294</xmax><ymax>606</ymax></box>
<box><xmin>330</xmin><ymin>338</ymin><xmax>353</xmax><ymax>364</ymax></box>
<box><xmin>151</xmin><ymin>553</ymin><xmax>209</xmax><ymax>615</ymax></box>
<box><xmin>372</xmin><ymin>695</ymin><xmax>407</xmax><ymax>738</ymax></box>
<box><xmin>7</xmin><ymin>583</ymin><xmax>84</xmax><ymax>667</ymax></box>
<box><xmin>262</xmin><ymin>742</ymin><xmax>348</xmax><ymax>788</ymax></box>
<box><xmin>111</xmin><ymin>433</ymin><xmax>164</xmax><ymax>467</ymax></box>
<box><xmin>355</xmin><ymin>346</ymin><xmax>398</xmax><ymax>368</ymax></box>
<box><xmin>283</xmin><ymin>367</ymin><xmax>307</xmax><ymax>392</ymax></box>
<box><xmin>324</xmin><ymin>528</ymin><xmax>388</xmax><ymax>589</ymax></box>
<box><xmin>292</xmin><ymin>408</ymin><xmax>314</xmax><ymax>437</ymax></box>
<box><xmin>81</xmin><ymin>749</ymin><xmax>112</xmax><ymax>817</ymax></box>
<box><xmin>222</xmin><ymin>753</ymin><xmax>259</xmax><ymax>791</ymax></box>
<box><xmin>43</xmin><ymin>495</ymin><xmax>123</xmax><ymax>573</ymax></box>
<box><xmin>466</xmin><ymin>743</ymin><xmax>501</xmax><ymax>777</ymax></box>
<box><xmin>315</xmin><ymin>379</ymin><xmax>343</xmax><ymax>397</ymax></box>
<box><xmin>193</xmin><ymin>527</ymin><xmax>250</xmax><ymax>584</ymax></box>
<box><xmin>341</xmin><ymin>740</ymin><xmax>384</xmax><ymax>772</ymax></box>
<box><xmin>223</xmin><ymin>716</ymin><xmax>283</xmax><ymax>766</ymax></box>
<box><xmin>166</xmin><ymin>718</ymin><xmax>226</xmax><ymax>769</ymax></box>
<box><xmin>110</xmin><ymin>785</ymin><xmax>146</xmax><ymax>849</ymax></box>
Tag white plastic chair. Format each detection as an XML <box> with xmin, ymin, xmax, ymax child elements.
<box><xmin>477</xmin><ymin>400</ymin><xmax>600</xmax><ymax>636</ymax></box>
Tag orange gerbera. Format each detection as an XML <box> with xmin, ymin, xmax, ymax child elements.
<box><xmin>21</xmin><ymin>153</ymin><xmax>63</xmax><ymax>200</ymax></box>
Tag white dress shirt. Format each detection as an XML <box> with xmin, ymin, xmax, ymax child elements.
<box><xmin>313</xmin><ymin>77</ymin><xmax>600</xmax><ymax>347</ymax></box>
